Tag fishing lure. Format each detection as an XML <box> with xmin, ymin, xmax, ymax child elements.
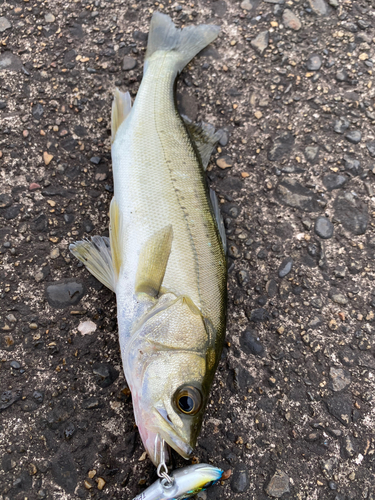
<box><xmin>131</xmin><ymin>463</ymin><xmax>223</xmax><ymax>500</ymax></box>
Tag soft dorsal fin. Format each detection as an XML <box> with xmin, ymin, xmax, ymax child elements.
<box><xmin>210</xmin><ymin>188</ymin><xmax>227</xmax><ymax>253</ymax></box>
<box><xmin>111</xmin><ymin>88</ymin><xmax>132</xmax><ymax>142</ymax></box>
<box><xmin>135</xmin><ymin>225</ymin><xmax>173</xmax><ymax>297</ymax></box>
<box><xmin>183</xmin><ymin>116</ymin><xmax>223</xmax><ymax>170</ymax></box>
<box><xmin>109</xmin><ymin>197</ymin><xmax>123</xmax><ymax>279</ymax></box>
<box><xmin>69</xmin><ymin>236</ymin><xmax>116</xmax><ymax>292</ymax></box>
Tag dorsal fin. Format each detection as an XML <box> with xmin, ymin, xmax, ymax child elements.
<box><xmin>182</xmin><ymin>116</ymin><xmax>223</xmax><ymax>170</ymax></box>
<box><xmin>210</xmin><ymin>188</ymin><xmax>227</xmax><ymax>253</ymax></box>
<box><xmin>135</xmin><ymin>225</ymin><xmax>173</xmax><ymax>297</ymax></box>
<box><xmin>111</xmin><ymin>88</ymin><xmax>132</xmax><ymax>142</ymax></box>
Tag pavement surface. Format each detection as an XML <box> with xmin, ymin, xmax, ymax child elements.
<box><xmin>1</xmin><ymin>0</ymin><xmax>375</xmax><ymax>499</ymax></box>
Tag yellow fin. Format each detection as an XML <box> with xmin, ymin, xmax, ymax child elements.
<box><xmin>109</xmin><ymin>197</ymin><xmax>123</xmax><ymax>280</ymax></box>
<box><xmin>135</xmin><ymin>225</ymin><xmax>173</xmax><ymax>297</ymax></box>
<box><xmin>111</xmin><ymin>88</ymin><xmax>132</xmax><ymax>143</ymax></box>
<box><xmin>69</xmin><ymin>236</ymin><xmax>116</xmax><ymax>292</ymax></box>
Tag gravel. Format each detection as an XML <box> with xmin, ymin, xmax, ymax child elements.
<box><xmin>1</xmin><ymin>1</ymin><xmax>375</xmax><ymax>499</ymax></box>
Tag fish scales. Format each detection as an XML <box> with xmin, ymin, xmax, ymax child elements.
<box><xmin>112</xmin><ymin>55</ymin><xmax>225</xmax><ymax>335</ymax></box>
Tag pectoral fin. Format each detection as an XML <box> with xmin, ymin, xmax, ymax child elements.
<box><xmin>69</xmin><ymin>236</ymin><xmax>116</xmax><ymax>292</ymax></box>
<box><xmin>135</xmin><ymin>225</ymin><xmax>173</xmax><ymax>297</ymax></box>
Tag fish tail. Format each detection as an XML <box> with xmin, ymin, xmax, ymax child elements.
<box><xmin>145</xmin><ymin>12</ymin><xmax>220</xmax><ymax>74</ymax></box>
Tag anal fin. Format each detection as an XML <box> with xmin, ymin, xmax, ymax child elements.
<box><xmin>69</xmin><ymin>236</ymin><xmax>116</xmax><ymax>292</ymax></box>
<box><xmin>135</xmin><ymin>225</ymin><xmax>173</xmax><ymax>297</ymax></box>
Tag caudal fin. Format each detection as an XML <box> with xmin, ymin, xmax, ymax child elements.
<box><xmin>145</xmin><ymin>12</ymin><xmax>220</xmax><ymax>74</ymax></box>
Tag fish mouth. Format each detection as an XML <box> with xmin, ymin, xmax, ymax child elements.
<box><xmin>154</xmin><ymin>408</ymin><xmax>194</xmax><ymax>460</ymax></box>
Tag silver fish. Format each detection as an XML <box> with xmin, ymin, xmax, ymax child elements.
<box><xmin>70</xmin><ymin>12</ymin><xmax>226</xmax><ymax>467</ymax></box>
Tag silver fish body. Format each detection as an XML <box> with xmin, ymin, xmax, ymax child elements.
<box><xmin>70</xmin><ymin>12</ymin><xmax>226</xmax><ymax>466</ymax></box>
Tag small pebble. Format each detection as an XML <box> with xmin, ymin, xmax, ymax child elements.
<box><xmin>314</xmin><ymin>216</ymin><xmax>334</xmax><ymax>239</ymax></box>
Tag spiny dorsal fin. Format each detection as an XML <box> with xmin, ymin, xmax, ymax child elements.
<box><xmin>111</xmin><ymin>88</ymin><xmax>132</xmax><ymax>142</ymax></box>
<box><xmin>109</xmin><ymin>197</ymin><xmax>123</xmax><ymax>280</ymax></box>
<box><xmin>135</xmin><ymin>225</ymin><xmax>173</xmax><ymax>297</ymax></box>
<box><xmin>182</xmin><ymin>115</ymin><xmax>223</xmax><ymax>170</ymax></box>
<box><xmin>69</xmin><ymin>236</ymin><xmax>116</xmax><ymax>292</ymax></box>
<box><xmin>210</xmin><ymin>188</ymin><xmax>227</xmax><ymax>253</ymax></box>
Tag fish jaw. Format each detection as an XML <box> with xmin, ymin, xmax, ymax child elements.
<box><xmin>133</xmin><ymin>396</ymin><xmax>194</xmax><ymax>466</ymax></box>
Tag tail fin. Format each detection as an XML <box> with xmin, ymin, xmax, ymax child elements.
<box><xmin>145</xmin><ymin>12</ymin><xmax>220</xmax><ymax>74</ymax></box>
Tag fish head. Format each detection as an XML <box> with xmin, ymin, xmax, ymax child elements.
<box><xmin>127</xmin><ymin>293</ymin><xmax>217</xmax><ymax>466</ymax></box>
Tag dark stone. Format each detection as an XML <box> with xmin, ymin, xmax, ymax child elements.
<box><xmin>0</xmin><ymin>389</ymin><xmax>22</xmax><ymax>411</ymax></box>
<box><xmin>33</xmin><ymin>391</ymin><xmax>44</xmax><ymax>404</ymax></box>
<box><xmin>0</xmin><ymin>100</ymin><xmax>6</xmax><ymax>109</ymax></box>
<box><xmin>306</xmin><ymin>54</ymin><xmax>322</xmax><ymax>71</ymax></box>
<box><xmin>322</xmin><ymin>173</ymin><xmax>347</xmax><ymax>191</ymax></box>
<box><xmin>276</xmin><ymin>179</ymin><xmax>320</xmax><ymax>212</ymax></box>
<box><xmin>32</xmin><ymin>103</ymin><xmax>44</xmax><ymax>120</ymax></box>
<box><xmin>176</xmin><ymin>91</ymin><xmax>198</xmax><ymax>121</ymax></box>
<box><xmin>3</xmin><ymin>204</ymin><xmax>21</xmax><ymax>220</ymax></box>
<box><xmin>42</xmin><ymin>186</ymin><xmax>69</xmax><ymax>197</ymax></box>
<box><xmin>266</xmin><ymin>279</ymin><xmax>277</xmax><ymax>297</ymax></box>
<box><xmin>51</xmin><ymin>451</ymin><xmax>77</xmax><ymax>494</ymax></box>
<box><xmin>304</xmin><ymin>145</ymin><xmax>320</xmax><ymax>164</ymax></box>
<box><xmin>82</xmin><ymin>220</ymin><xmax>94</xmax><ymax>233</ymax></box>
<box><xmin>133</xmin><ymin>30</ymin><xmax>148</xmax><ymax>43</ymax></box>
<box><xmin>240</xmin><ymin>329</ymin><xmax>265</xmax><ymax>357</ymax></box>
<box><xmin>336</xmin><ymin>69</ymin><xmax>348</xmax><ymax>82</ymax></box>
<box><xmin>237</xmin><ymin>269</ymin><xmax>250</xmax><ymax>287</ymax></box>
<box><xmin>123</xmin><ymin>56</ymin><xmax>137</xmax><ymax>70</ymax></box>
<box><xmin>333</xmin><ymin>192</ymin><xmax>368</xmax><ymax>235</ymax></box>
<box><xmin>90</xmin><ymin>156</ymin><xmax>101</xmax><ymax>165</ymax></box>
<box><xmin>0</xmin><ymin>193</ymin><xmax>12</xmax><ymax>208</ymax></box>
<box><xmin>248</xmin><ymin>308</ymin><xmax>271</xmax><ymax>323</ymax></box>
<box><xmin>212</xmin><ymin>0</ymin><xmax>227</xmax><ymax>16</ymax></box>
<box><xmin>0</xmin><ymin>51</ymin><xmax>23</xmax><ymax>71</ymax></box>
<box><xmin>74</xmin><ymin>125</ymin><xmax>87</xmax><ymax>137</ymax></box>
<box><xmin>366</xmin><ymin>141</ymin><xmax>375</xmax><ymax>157</ymax></box>
<box><xmin>220</xmin><ymin>176</ymin><xmax>242</xmax><ymax>192</ymax></box>
<box><xmin>342</xmin><ymin>156</ymin><xmax>361</xmax><ymax>176</ymax></box>
<box><xmin>63</xmin><ymin>49</ymin><xmax>76</xmax><ymax>63</ymax></box>
<box><xmin>333</xmin><ymin>117</ymin><xmax>350</xmax><ymax>134</ymax></box>
<box><xmin>345</xmin><ymin>130</ymin><xmax>361</xmax><ymax>144</ymax></box>
<box><xmin>45</xmin><ymin>280</ymin><xmax>85</xmax><ymax>308</ymax></box>
<box><xmin>250</xmin><ymin>31</ymin><xmax>269</xmax><ymax>56</ymax></box>
<box><xmin>231</xmin><ymin>465</ymin><xmax>249</xmax><ymax>493</ymax></box>
<box><xmin>314</xmin><ymin>216</ymin><xmax>334</xmax><ymax>239</ymax></box>
<box><xmin>61</xmin><ymin>137</ymin><xmax>78</xmax><ymax>152</ymax></box>
<box><xmin>221</xmin><ymin>204</ymin><xmax>239</xmax><ymax>218</ymax></box>
<box><xmin>228</xmin><ymin>244</ymin><xmax>241</xmax><ymax>259</ymax></box>
<box><xmin>325</xmin><ymin>393</ymin><xmax>352</xmax><ymax>426</ymax></box>
<box><xmin>92</xmin><ymin>363</ymin><xmax>119</xmax><ymax>388</ymax></box>
<box><xmin>10</xmin><ymin>360</ymin><xmax>21</xmax><ymax>369</ymax></box>
<box><xmin>268</xmin><ymin>133</ymin><xmax>295</xmax><ymax>161</ymax></box>
<box><xmin>124</xmin><ymin>431</ymin><xmax>137</xmax><ymax>457</ymax></box>
<box><xmin>63</xmin><ymin>422</ymin><xmax>76</xmax><ymax>440</ymax></box>
<box><xmin>82</xmin><ymin>397</ymin><xmax>100</xmax><ymax>409</ymax></box>
<box><xmin>278</xmin><ymin>257</ymin><xmax>293</xmax><ymax>278</ymax></box>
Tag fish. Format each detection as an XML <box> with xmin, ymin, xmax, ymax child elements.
<box><xmin>131</xmin><ymin>463</ymin><xmax>223</xmax><ymax>500</ymax></box>
<box><xmin>70</xmin><ymin>12</ymin><xmax>227</xmax><ymax>467</ymax></box>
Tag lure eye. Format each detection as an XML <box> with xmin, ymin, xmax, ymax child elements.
<box><xmin>174</xmin><ymin>386</ymin><xmax>202</xmax><ymax>415</ymax></box>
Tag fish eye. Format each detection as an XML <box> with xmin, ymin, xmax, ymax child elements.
<box><xmin>174</xmin><ymin>386</ymin><xmax>202</xmax><ymax>415</ymax></box>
